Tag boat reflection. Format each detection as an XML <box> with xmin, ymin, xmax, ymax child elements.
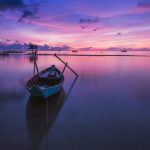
<box><xmin>26</xmin><ymin>90</ymin><xmax>65</xmax><ymax>150</ymax></box>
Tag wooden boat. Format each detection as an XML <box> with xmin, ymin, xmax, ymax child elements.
<box><xmin>26</xmin><ymin>53</ymin><xmax>78</xmax><ymax>98</ymax></box>
<box><xmin>26</xmin><ymin>65</ymin><xmax>66</xmax><ymax>98</ymax></box>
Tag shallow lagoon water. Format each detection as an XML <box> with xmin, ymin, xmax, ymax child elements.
<box><xmin>1</xmin><ymin>52</ymin><xmax>150</xmax><ymax>150</ymax></box>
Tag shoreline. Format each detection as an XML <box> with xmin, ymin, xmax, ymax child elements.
<box><xmin>0</xmin><ymin>53</ymin><xmax>150</xmax><ymax>57</ymax></box>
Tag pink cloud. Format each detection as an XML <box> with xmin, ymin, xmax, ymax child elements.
<box><xmin>138</xmin><ymin>2</ymin><xmax>150</xmax><ymax>8</ymax></box>
<box><xmin>135</xmin><ymin>2</ymin><xmax>150</xmax><ymax>13</ymax></box>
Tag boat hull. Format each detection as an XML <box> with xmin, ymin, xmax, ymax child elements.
<box><xmin>28</xmin><ymin>83</ymin><xmax>63</xmax><ymax>98</ymax></box>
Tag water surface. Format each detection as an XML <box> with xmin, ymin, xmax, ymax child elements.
<box><xmin>1</xmin><ymin>52</ymin><xmax>150</xmax><ymax>150</ymax></box>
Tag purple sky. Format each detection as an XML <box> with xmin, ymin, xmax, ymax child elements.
<box><xmin>0</xmin><ymin>0</ymin><xmax>150</xmax><ymax>49</ymax></box>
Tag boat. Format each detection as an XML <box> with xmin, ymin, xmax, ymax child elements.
<box><xmin>26</xmin><ymin>64</ymin><xmax>66</xmax><ymax>98</ymax></box>
<box><xmin>121</xmin><ymin>49</ymin><xmax>127</xmax><ymax>52</ymax></box>
<box><xmin>72</xmin><ymin>50</ymin><xmax>78</xmax><ymax>52</ymax></box>
<box><xmin>26</xmin><ymin>53</ymin><xmax>78</xmax><ymax>98</ymax></box>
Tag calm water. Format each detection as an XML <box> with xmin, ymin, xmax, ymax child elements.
<box><xmin>1</xmin><ymin>52</ymin><xmax>150</xmax><ymax>150</ymax></box>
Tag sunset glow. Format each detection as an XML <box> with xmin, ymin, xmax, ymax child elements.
<box><xmin>0</xmin><ymin>0</ymin><xmax>150</xmax><ymax>49</ymax></box>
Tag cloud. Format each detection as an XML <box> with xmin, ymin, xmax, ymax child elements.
<box><xmin>49</xmin><ymin>46</ymin><xmax>71</xmax><ymax>51</ymax></box>
<box><xmin>18</xmin><ymin>10</ymin><xmax>34</xmax><ymax>22</ymax></box>
<box><xmin>0</xmin><ymin>42</ymin><xmax>66</xmax><ymax>51</ymax></box>
<box><xmin>0</xmin><ymin>0</ymin><xmax>24</xmax><ymax>10</ymax></box>
<box><xmin>93</xmin><ymin>27</ymin><xmax>99</xmax><ymax>32</ymax></box>
<box><xmin>79</xmin><ymin>17</ymin><xmax>100</xmax><ymax>31</ymax></box>
<box><xmin>117</xmin><ymin>32</ymin><xmax>122</xmax><ymax>36</ymax></box>
<box><xmin>0</xmin><ymin>0</ymin><xmax>39</xmax><ymax>22</ymax></box>
<box><xmin>18</xmin><ymin>6</ymin><xmax>39</xmax><ymax>22</ymax></box>
<box><xmin>79</xmin><ymin>47</ymin><xmax>93</xmax><ymax>50</ymax></box>
<box><xmin>137</xmin><ymin>2</ymin><xmax>150</xmax><ymax>8</ymax></box>
<box><xmin>81</xmin><ymin>26</ymin><xmax>86</xmax><ymax>29</ymax></box>
<box><xmin>79</xmin><ymin>17</ymin><xmax>99</xmax><ymax>24</ymax></box>
<box><xmin>134</xmin><ymin>1</ymin><xmax>150</xmax><ymax>13</ymax></box>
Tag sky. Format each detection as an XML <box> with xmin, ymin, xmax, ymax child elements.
<box><xmin>0</xmin><ymin>0</ymin><xmax>150</xmax><ymax>49</ymax></box>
